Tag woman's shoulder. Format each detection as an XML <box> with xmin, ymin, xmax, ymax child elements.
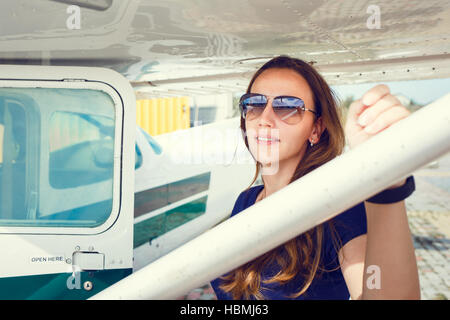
<box><xmin>230</xmin><ymin>185</ymin><xmax>264</xmax><ymax>217</ymax></box>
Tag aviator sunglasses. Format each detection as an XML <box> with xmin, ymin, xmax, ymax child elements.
<box><xmin>239</xmin><ymin>93</ymin><xmax>318</xmax><ymax>125</ymax></box>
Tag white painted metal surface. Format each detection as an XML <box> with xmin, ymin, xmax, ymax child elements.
<box><xmin>91</xmin><ymin>94</ymin><xmax>450</xmax><ymax>299</ymax></box>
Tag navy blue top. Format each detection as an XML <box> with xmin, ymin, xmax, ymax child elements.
<box><xmin>211</xmin><ymin>185</ymin><xmax>367</xmax><ymax>300</ymax></box>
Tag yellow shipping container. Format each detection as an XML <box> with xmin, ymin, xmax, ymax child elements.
<box><xmin>136</xmin><ymin>97</ymin><xmax>190</xmax><ymax>136</ymax></box>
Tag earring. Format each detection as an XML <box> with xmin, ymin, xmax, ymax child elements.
<box><xmin>310</xmin><ymin>140</ymin><xmax>314</xmax><ymax>147</ymax></box>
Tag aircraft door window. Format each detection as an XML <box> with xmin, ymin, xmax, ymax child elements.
<box><xmin>0</xmin><ymin>87</ymin><xmax>117</xmax><ymax>229</ymax></box>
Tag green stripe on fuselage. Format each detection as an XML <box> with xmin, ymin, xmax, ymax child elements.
<box><xmin>133</xmin><ymin>195</ymin><xmax>208</xmax><ymax>248</ymax></box>
<box><xmin>133</xmin><ymin>172</ymin><xmax>211</xmax><ymax>248</ymax></box>
<box><xmin>134</xmin><ymin>172</ymin><xmax>210</xmax><ymax>218</ymax></box>
<box><xmin>0</xmin><ymin>268</ymin><xmax>132</xmax><ymax>300</ymax></box>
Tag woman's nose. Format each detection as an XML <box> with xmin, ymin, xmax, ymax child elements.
<box><xmin>258</xmin><ymin>99</ymin><xmax>276</xmax><ymax>125</ymax></box>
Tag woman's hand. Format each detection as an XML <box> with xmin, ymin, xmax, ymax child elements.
<box><xmin>345</xmin><ymin>84</ymin><xmax>411</xmax><ymax>150</ymax></box>
<box><xmin>345</xmin><ymin>84</ymin><xmax>411</xmax><ymax>188</ymax></box>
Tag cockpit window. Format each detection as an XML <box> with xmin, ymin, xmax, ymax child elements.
<box><xmin>0</xmin><ymin>87</ymin><xmax>116</xmax><ymax>228</ymax></box>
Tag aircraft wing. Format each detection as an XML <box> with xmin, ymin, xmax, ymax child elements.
<box><xmin>1</xmin><ymin>0</ymin><xmax>449</xmax><ymax>96</ymax></box>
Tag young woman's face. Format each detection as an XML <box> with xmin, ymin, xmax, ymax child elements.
<box><xmin>245</xmin><ymin>68</ymin><xmax>320</xmax><ymax>169</ymax></box>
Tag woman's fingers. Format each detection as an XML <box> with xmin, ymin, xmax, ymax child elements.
<box><xmin>347</xmin><ymin>99</ymin><xmax>367</xmax><ymax>123</ymax></box>
<box><xmin>345</xmin><ymin>84</ymin><xmax>411</xmax><ymax>148</ymax></box>
<box><xmin>348</xmin><ymin>84</ymin><xmax>391</xmax><ymax>126</ymax></box>
<box><xmin>361</xmin><ymin>84</ymin><xmax>390</xmax><ymax>106</ymax></box>
<box><xmin>358</xmin><ymin>94</ymin><xmax>403</xmax><ymax>127</ymax></box>
<box><xmin>363</xmin><ymin>105</ymin><xmax>411</xmax><ymax>134</ymax></box>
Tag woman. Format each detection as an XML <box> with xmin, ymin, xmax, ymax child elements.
<box><xmin>210</xmin><ymin>56</ymin><xmax>420</xmax><ymax>300</ymax></box>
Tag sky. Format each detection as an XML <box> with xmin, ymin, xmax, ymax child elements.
<box><xmin>331</xmin><ymin>77</ymin><xmax>450</xmax><ymax>106</ymax></box>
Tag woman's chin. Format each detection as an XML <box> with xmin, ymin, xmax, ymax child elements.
<box><xmin>257</xmin><ymin>159</ymin><xmax>280</xmax><ymax>175</ymax></box>
<box><xmin>249</xmin><ymin>146</ymin><xmax>281</xmax><ymax>163</ymax></box>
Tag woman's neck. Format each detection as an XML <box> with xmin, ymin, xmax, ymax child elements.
<box><xmin>260</xmin><ymin>152</ymin><xmax>302</xmax><ymax>199</ymax></box>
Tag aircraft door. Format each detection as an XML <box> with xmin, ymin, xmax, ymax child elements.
<box><xmin>0</xmin><ymin>66</ymin><xmax>135</xmax><ymax>299</ymax></box>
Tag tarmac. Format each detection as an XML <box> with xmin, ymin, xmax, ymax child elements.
<box><xmin>177</xmin><ymin>152</ymin><xmax>450</xmax><ymax>300</ymax></box>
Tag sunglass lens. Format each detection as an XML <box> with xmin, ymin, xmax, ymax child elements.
<box><xmin>273</xmin><ymin>96</ymin><xmax>305</xmax><ymax>123</ymax></box>
<box><xmin>241</xmin><ymin>94</ymin><xmax>267</xmax><ymax>120</ymax></box>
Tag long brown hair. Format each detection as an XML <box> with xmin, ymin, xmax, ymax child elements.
<box><xmin>220</xmin><ymin>56</ymin><xmax>345</xmax><ymax>299</ymax></box>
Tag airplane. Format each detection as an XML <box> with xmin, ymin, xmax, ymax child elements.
<box><xmin>0</xmin><ymin>0</ymin><xmax>449</xmax><ymax>299</ymax></box>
